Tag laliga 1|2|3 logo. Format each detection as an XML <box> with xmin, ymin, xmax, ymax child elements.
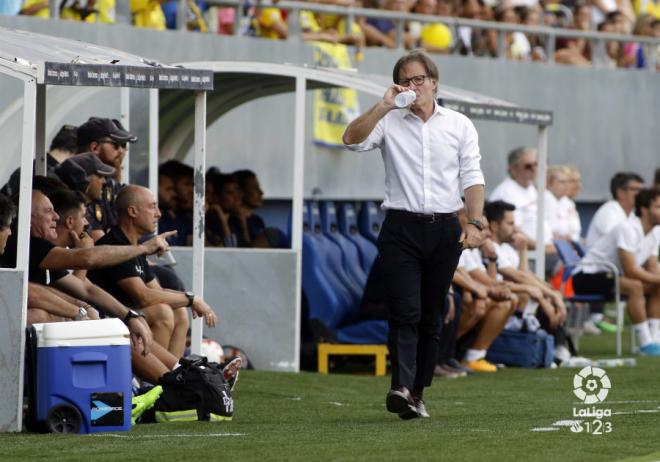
<box><xmin>570</xmin><ymin>366</ymin><xmax>613</xmax><ymax>435</ymax></box>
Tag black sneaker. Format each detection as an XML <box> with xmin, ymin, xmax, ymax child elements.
<box><xmin>386</xmin><ymin>388</ymin><xmax>418</xmax><ymax>419</ymax></box>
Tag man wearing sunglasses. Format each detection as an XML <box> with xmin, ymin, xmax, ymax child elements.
<box><xmin>343</xmin><ymin>50</ymin><xmax>485</xmax><ymax>420</ymax></box>
<box><xmin>77</xmin><ymin>117</ymin><xmax>137</xmax><ymax>240</ymax></box>
<box><xmin>490</xmin><ymin>147</ymin><xmax>556</xmax><ymax>262</ymax></box>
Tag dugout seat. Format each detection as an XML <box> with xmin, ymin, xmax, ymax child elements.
<box><xmin>301</xmin><ymin>202</ymin><xmax>356</xmax><ymax>329</ymax></box>
<box><xmin>337</xmin><ymin>202</ymin><xmax>378</xmax><ymax>274</ymax></box>
<box><xmin>554</xmin><ymin>239</ymin><xmax>626</xmax><ymax>356</ymax></box>
<box><xmin>358</xmin><ymin>201</ymin><xmax>384</xmax><ymax>244</ymax></box>
<box><xmin>319</xmin><ymin>201</ymin><xmax>368</xmax><ymax>292</ymax></box>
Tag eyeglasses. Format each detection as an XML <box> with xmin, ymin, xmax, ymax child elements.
<box><xmin>523</xmin><ymin>162</ymin><xmax>538</xmax><ymax>170</ymax></box>
<box><xmin>398</xmin><ymin>75</ymin><xmax>428</xmax><ymax>87</ymax></box>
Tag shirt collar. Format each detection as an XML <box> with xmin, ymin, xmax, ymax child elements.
<box><xmin>403</xmin><ymin>99</ymin><xmax>445</xmax><ymax>119</ymax></box>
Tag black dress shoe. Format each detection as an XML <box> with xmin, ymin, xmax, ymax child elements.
<box><xmin>386</xmin><ymin>387</ymin><xmax>418</xmax><ymax>419</ymax></box>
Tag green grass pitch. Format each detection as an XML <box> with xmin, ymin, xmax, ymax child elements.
<box><xmin>2</xmin><ymin>331</ymin><xmax>659</xmax><ymax>462</ymax></box>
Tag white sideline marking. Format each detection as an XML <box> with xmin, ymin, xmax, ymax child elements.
<box><xmin>328</xmin><ymin>402</ymin><xmax>344</xmax><ymax>406</ymax></box>
<box><xmin>91</xmin><ymin>433</ymin><xmax>246</xmax><ymax>438</ymax></box>
<box><xmin>530</xmin><ymin>427</ymin><xmax>559</xmax><ymax>432</ymax></box>
<box><xmin>606</xmin><ymin>400</ymin><xmax>660</xmax><ymax>404</ymax></box>
<box><xmin>552</xmin><ymin>420</ymin><xmax>580</xmax><ymax>427</ymax></box>
<box><xmin>612</xmin><ymin>409</ymin><xmax>659</xmax><ymax>415</ymax></box>
<box><xmin>287</xmin><ymin>396</ymin><xmax>302</xmax><ymax>401</ymax></box>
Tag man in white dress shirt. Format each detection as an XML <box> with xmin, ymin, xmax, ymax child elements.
<box><xmin>573</xmin><ymin>189</ymin><xmax>660</xmax><ymax>356</ymax></box>
<box><xmin>343</xmin><ymin>50</ymin><xmax>485</xmax><ymax>420</ymax></box>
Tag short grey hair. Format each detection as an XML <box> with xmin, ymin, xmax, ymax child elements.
<box><xmin>507</xmin><ymin>147</ymin><xmax>536</xmax><ymax>167</ymax></box>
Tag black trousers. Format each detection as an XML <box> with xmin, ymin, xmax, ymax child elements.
<box><xmin>376</xmin><ymin>210</ymin><xmax>462</xmax><ymax>391</ymax></box>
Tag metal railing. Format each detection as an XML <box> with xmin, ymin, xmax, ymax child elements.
<box><xmin>43</xmin><ymin>0</ymin><xmax>660</xmax><ymax>71</ymax></box>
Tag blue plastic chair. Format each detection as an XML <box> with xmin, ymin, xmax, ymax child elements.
<box><xmin>358</xmin><ymin>201</ymin><xmax>384</xmax><ymax>244</ymax></box>
<box><xmin>554</xmin><ymin>239</ymin><xmax>625</xmax><ymax>356</ymax></box>
<box><xmin>319</xmin><ymin>201</ymin><xmax>368</xmax><ymax>291</ymax></box>
<box><xmin>337</xmin><ymin>202</ymin><xmax>378</xmax><ymax>274</ymax></box>
<box><xmin>301</xmin><ymin>202</ymin><xmax>355</xmax><ymax>329</ymax></box>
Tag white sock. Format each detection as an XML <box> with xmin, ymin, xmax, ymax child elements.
<box><xmin>634</xmin><ymin>321</ymin><xmax>654</xmax><ymax>347</ymax></box>
<box><xmin>465</xmin><ymin>349</ymin><xmax>486</xmax><ymax>362</ymax></box>
<box><xmin>591</xmin><ymin>313</ymin><xmax>604</xmax><ymax>323</ymax></box>
<box><xmin>523</xmin><ymin>300</ymin><xmax>538</xmax><ymax>316</ymax></box>
<box><xmin>649</xmin><ymin>319</ymin><xmax>660</xmax><ymax>342</ymax></box>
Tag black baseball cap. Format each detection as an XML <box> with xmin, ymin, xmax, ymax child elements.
<box><xmin>55</xmin><ymin>153</ymin><xmax>116</xmax><ymax>193</ymax></box>
<box><xmin>77</xmin><ymin>117</ymin><xmax>137</xmax><ymax>148</ymax></box>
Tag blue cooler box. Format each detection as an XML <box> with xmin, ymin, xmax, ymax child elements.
<box><xmin>33</xmin><ymin>319</ymin><xmax>132</xmax><ymax>434</ymax></box>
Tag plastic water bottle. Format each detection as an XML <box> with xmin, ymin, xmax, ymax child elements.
<box><xmin>394</xmin><ymin>90</ymin><xmax>416</xmax><ymax>108</ymax></box>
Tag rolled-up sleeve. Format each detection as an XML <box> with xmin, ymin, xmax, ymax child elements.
<box><xmin>344</xmin><ymin>118</ymin><xmax>385</xmax><ymax>152</ymax></box>
<box><xmin>458</xmin><ymin>118</ymin><xmax>485</xmax><ymax>191</ymax></box>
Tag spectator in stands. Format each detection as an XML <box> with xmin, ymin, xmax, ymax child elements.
<box><xmin>300</xmin><ymin>1</ymin><xmax>365</xmax><ymax>49</ymax></box>
<box><xmin>409</xmin><ymin>0</ymin><xmax>454</xmax><ymax>53</ymax></box>
<box><xmin>555</xmin><ymin>3</ymin><xmax>592</xmax><ymax>66</ymax></box>
<box><xmin>77</xmin><ymin>117</ymin><xmax>137</xmax><ymax>240</ymax></box>
<box><xmin>489</xmin><ymin>4</ymin><xmax>532</xmax><ymax>60</ymax></box>
<box><xmin>573</xmin><ymin>188</ymin><xmax>660</xmax><ymax>354</ymax></box>
<box><xmin>585</xmin><ymin>171</ymin><xmax>644</xmax><ymax>247</ymax></box>
<box><xmin>251</xmin><ymin>0</ymin><xmax>288</xmax><ymax>39</ymax></box>
<box><xmin>634</xmin><ymin>0</ymin><xmax>660</xmax><ymax>18</ymax></box>
<box><xmin>489</xmin><ymin>147</ymin><xmax>557</xmax><ymax>260</ymax></box>
<box><xmin>20</xmin><ymin>0</ymin><xmax>116</xmax><ymax>22</ymax></box>
<box><xmin>162</xmin><ymin>0</ymin><xmax>209</xmax><ymax>31</ymax></box>
<box><xmin>361</xmin><ymin>0</ymin><xmax>411</xmax><ymax>48</ymax></box>
<box><xmin>562</xmin><ymin>165</ymin><xmax>583</xmax><ymax>242</ymax></box>
<box><xmin>88</xmin><ymin>185</ymin><xmax>218</xmax><ymax>358</ymax></box>
<box><xmin>130</xmin><ymin>0</ymin><xmax>167</xmax><ymax>29</ymax></box>
<box><xmin>484</xmin><ymin>200</ymin><xmax>576</xmax><ymax>364</ymax></box>
<box><xmin>545</xmin><ymin>165</ymin><xmax>573</xmax><ymax>241</ymax></box>
<box><xmin>599</xmin><ymin>19</ymin><xmax>624</xmax><ymax>68</ymax></box>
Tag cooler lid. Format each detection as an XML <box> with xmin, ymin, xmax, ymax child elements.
<box><xmin>34</xmin><ymin>318</ymin><xmax>130</xmax><ymax>347</ymax></box>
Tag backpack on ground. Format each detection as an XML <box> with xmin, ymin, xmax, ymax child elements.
<box><xmin>153</xmin><ymin>355</ymin><xmax>234</xmax><ymax>422</ymax></box>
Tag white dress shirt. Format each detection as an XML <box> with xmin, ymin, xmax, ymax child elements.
<box><xmin>345</xmin><ymin>103</ymin><xmax>484</xmax><ymax>214</ymax></box>
<box><xmin>579</xmin><ymin>217</ymin><xmax>659</xmax><ymax>274</ymax></box>
<box><xmin>585</xmin><ymin>200</ymin><xmax>633</xmax><ymax>248</ymax></box>
<box><xmin>489</xmin><ymin>177</ymin><xmax>553</xmax><ymax>245</ymax></box>
<box><xmin>559</xmin><ymin>196</ymin><xmax>582</xmax><ymax>241</ymax></box>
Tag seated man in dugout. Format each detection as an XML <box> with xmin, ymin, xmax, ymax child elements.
<box><xmin>88</xmin><ymin>185</ymin><xmax>218</xmax><ymax>358</ymax></box>
<box><xmin>451</xmin><ymin>246</ymin><xmax>517</xmax><ymax>373</ymax></box>
<box><xmin>573</xmin><ymin>188</ymin><xmax>660</xmax><ymax>356</ymax></box>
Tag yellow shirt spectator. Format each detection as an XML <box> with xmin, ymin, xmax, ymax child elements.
<box><xmin>21</xmin><ymin>0</ymin><xmax>115</xmax><ymax>22</ymax></box>
<box><xmin>634</xmin><ymin>0</ymin><xmax>660</xmax><ymax>18</ymax></box>
<box><xmin>131</xmin><ymin>0</ymin><xmax>166</xmax><ymax>29</ymax></box>
<box><xmin>255</xmin><ymin>7</ymin><xmax>287</xmax><ymax>39</ymax></box>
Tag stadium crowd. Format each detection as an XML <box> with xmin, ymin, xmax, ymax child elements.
<box><xmin>1</xmin><ymin>0</ymin><xmax>659</xmax><ymax>69</ymax></box>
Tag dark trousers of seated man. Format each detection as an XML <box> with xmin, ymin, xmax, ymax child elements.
<box><xmin>377</xmin><ymin>211</ymin><xmax>462</xmax><ymax>393</ymax></box>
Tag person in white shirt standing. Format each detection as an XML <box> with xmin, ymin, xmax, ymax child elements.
<box><xmin>585</xmin><ymin>172</ymin><xmax>644</xmax><ymax>248</ymax></box>
<box><xmin>489</xmin><ymin>147</ymin><xmax>557</xmax><ymax>273</ymax></box>
<box><xmin>343</xmin><ymin>50</ymin><xmax>485</xmax><ymax>420</ymax></box>
<box><xmin>573</xmin><ymin>189</ymin><xmax>660</xmax><ymax>356</ymax></box>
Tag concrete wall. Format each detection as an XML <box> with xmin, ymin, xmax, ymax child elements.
<box><xmin>0</xmin><ymin>16</ymin><xmax>658</xmax><ymax>201</ymax></box>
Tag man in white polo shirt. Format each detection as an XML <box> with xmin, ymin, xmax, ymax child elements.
<box><xmin>585</xmin><ymin>172</ymin><xmax>644</xmax><ymax>248</ymax></box>
<box><xmin>489</xmin><ymin>147</ymin><xmax>555</xmax><ymax>255</ymax></box>
<box><xmin>573</xmin><ymin>189</ymin><xmax>660</xmax><ymax>356</ymax></box>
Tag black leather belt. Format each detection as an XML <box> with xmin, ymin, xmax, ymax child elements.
<box><xmin>387</xmin><ymin>209</ymin><xmax>458</xmax><ymax>223</ymax></box>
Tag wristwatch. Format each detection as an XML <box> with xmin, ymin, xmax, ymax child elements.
<box><xmin>467</xmin><ymin>218</ymin><xmax>485</xmax><ymax>231</ymax></box>
<box><xmin>184</xmin><ymin>291</ymin><xmax>195</xmax><ymax>308</ymax></box>
<box><xmin>122</xmin><ymin>309</ymin><xmax>144</xmax><ymax>325</ymax></box>
<box><xmin>74</xmin><ymin>306</ymin><xmax>87</xmax><ymax>321</ymax></box>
